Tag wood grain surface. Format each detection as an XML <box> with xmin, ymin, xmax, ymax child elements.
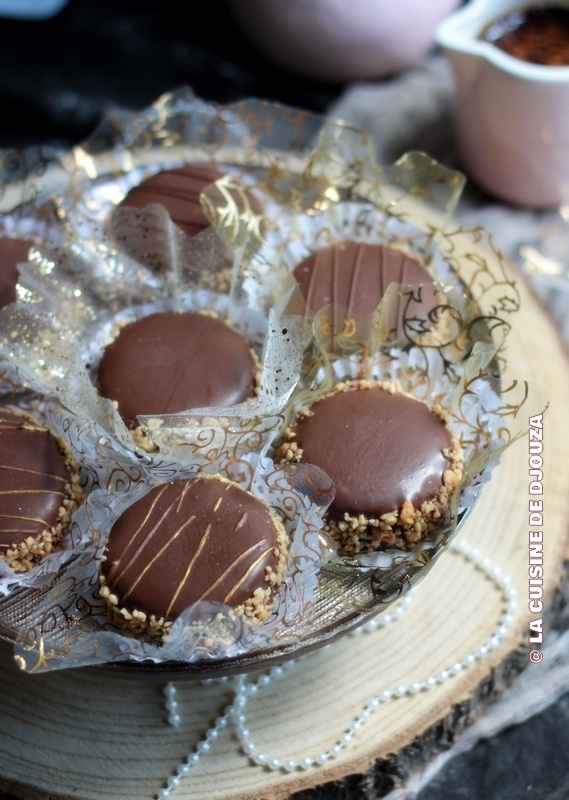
<box><xmin>0</xmin><ymin>267</ymin><xmax>567</xmax><ymax>800</ymax></box>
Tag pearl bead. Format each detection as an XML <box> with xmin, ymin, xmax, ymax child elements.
<box><xmin>153</xmin><ymin>537</ymin><xmax>516</xmax><ymax>795</ymax></box>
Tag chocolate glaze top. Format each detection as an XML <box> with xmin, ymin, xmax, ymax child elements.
<box><xmin>118</xmin><ymin>164</ymin><xmax>225</xmax><ymax>237</ymax></box>
<box><xmin>102</xmin><ymin>476</ymin><xmax>284</xmax><ymax>620</ymax></box>
<box><xmin>97</xmin><ymin>311</ymin><xmax>257</xmax><ymax>426</ymax></box>
<box><xmin>0</xmin><ymin>409</ymin><xmax>70</xmax><ymax>552</ymax></box>
<box><xmin>293</xmin><ymin>241</ymin><xmax>432</xmax><ymax>316</ymax></box>
<box><xmin>292</xmin><ymin>384</ymin><xmax>452</xmax><ymax>516</ymax></box>
<box><xmin>0</xmin><ymin>236</ymin><xmax>34</xmax><ymax>308</ymax></box>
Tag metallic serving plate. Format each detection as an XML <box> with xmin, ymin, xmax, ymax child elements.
<box><xmin>0</xmin><ymin>503</ymin><xmax>476</xmax><ymax>680</ymax></box>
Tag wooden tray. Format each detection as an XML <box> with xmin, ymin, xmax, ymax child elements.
<box><xmin>0</xmin><ymin>267</ymin><xmax>567</xmax><ymax>800</ymax></box>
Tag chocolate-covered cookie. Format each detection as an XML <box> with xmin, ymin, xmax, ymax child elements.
<box><xmin>0</xmin><ymin>236</ymin><xmax>34</xmax><ymax>309</ymax></box>
<box><xmin>293</xmin><ymin>241</ymin><xmax>438</xmax><ymax>340</ymax></box>
<box><xmin>0</xmin><ymin>408</ymin><xmax>84</xmax><ymax>571</ymax></box>
<box><xmin>277</xmin><ymin>380</ymin><xmax>463</xmax><ymax>553</ymax></box>
<box><xmin>99</xmin><ymin>474</ymin><xmax>289</xmax><ymax>643</ymax></box>
<box><xmin>111</xmin><ymin>164</ymin><xmax>263</xmax><ymax>276</ymax></box>
<box><xmin>97</xmin><ymin>311</ymin><xmax>259</xmax><ymax>428</ymax></box>
<box><xmin>117</xmin><ymin>164</ymin><xmax>226</xmax><ymax>238</ymax></box>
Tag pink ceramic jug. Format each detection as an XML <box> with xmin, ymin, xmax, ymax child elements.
<box><xmin>228</xmin><ymin>0</ymin><xmax>461</xmax><ymax>82</ymax></box>
<box><xmin>436</xmin><ymin>0</ymin><xmax>569</xmax><ymax>208</ymax></box>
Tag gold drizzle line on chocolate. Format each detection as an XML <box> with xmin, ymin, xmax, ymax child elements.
<box><xmin>301</xmin><ymin>244</ymin><xmax>362</xmax><ymax>312</ymax></box>
<box><xmin>235</xmin><ymin>511</ymin><xmax>248</xmax><ymax>531</ymax></box>
<box><xmin>218</xmin><ymin>547</ymin><xmax>275</xmax><ymax>605</ymax></box>
<box><xmin>0</xmin><ymin>515</ymin><xmax>61</xmax><ymax>539</ymax></box>
<box><xmin>120</xmin><ymin>511</ymin><xmax>198</xmax><ymax>606</ymax></box>
<box><xmin>0</xmin><ymin>486</ymin><xmax>66</xmax><ymax>545</ymax></box>
<box><xmin>167</xmin><ymin>485</ymin><xmax>274</xmax><ymax>612</ymax></box>
<box><xmin>112</xmin><ymin>482</ymin><xmax>193</xmax><ymax>586</ymax></box>
<box><xmin>118</xmin><ymin>514</ymin><xmax>198</xmax><ymax>603</ymax></box>
<box><xmin>165</xmin><ymin>522</ymin><xmax>213</xmax><ymax>617</ymax></box>
<box><xmin>343</xmin><ymin>244</ymin><xmax>363</xmax><ymax>312</ymax></box>
<box><xmin>0</xmin><ymin>464</ymin><xmax>68</xmax><ymax>484</ymax></box>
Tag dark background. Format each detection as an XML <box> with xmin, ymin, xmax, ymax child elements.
<box><xmin>0</xmin><ymin>0</ymin><xmax>344</xmax><ymax>150</ymax></box>
<box><xmin>0</xmin><ymin>2</ymin><xmax>568</xmax><ymax>799</ymax></box>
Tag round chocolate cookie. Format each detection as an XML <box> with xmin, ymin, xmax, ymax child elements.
<box><xmin>0</xmin><ymin>408</ymin><xmax>83</xmax><ymax>571</ymax></box>
<box><xmin>0</xmin><ymin>236</ymin><xmax>35</xmax><ymax>309</ymax></box>
<box><xmin>277</xmin><ymin>380</ymin><xmax>463</xmax><ymax>554</ymax></box>
<box><xmin>293</xmin><ymin>241</ymin><xmax>437</xmax><ymax>340</ymax></box>
<box><xmin>111</xmin><ymin>163</ymin><xmax>264</xmax><ymax>277</ymax></box>
<box><xmin>117</xmin><ymin>164</ymin><xmax>226</xmax><ymax>238</ymax></box>
<box><xmin>97</xmin><ymin>311</ymin><xmax>259</xmax><ymax>428</ymax></box>
<box><xmin>99</xmin><ymin>474</ymin><xmax>289</xmax><ymax>643</ymax></box>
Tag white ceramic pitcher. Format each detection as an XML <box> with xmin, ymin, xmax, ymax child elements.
<box><xmin>436</xmin><ymin>0</ymin><xmax>569</xmax><ymax>208</ymax></box>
